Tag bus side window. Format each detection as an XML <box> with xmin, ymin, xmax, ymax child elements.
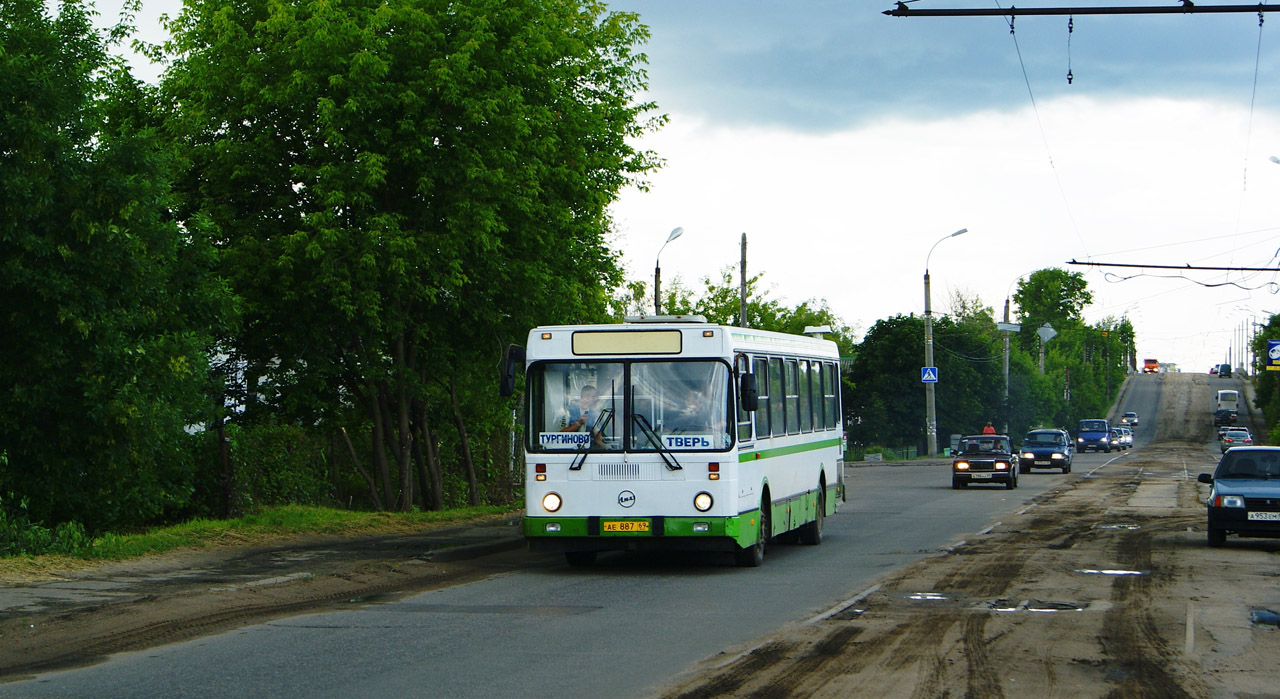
<box><xmin>736</xmin><ymin>355</ymin><xmax>752</xmax><ymax>442</ymax></box>
<box><xmin>754</xmin><ymin>358</ymin><xmax>770</xmax><ymax>438</ymax></box>
<box><xmin>798</xmin><ymin>360</ymin><xmax>812</xmax><ymax>433</ymax></box>
<box><xmin>785</xmin><ymin>359</ymin><xmax>799</xmax><ymax>435</ymax></box>
<box><xmin>770</xmin><ymin>357</ymin><xmax>785</xmax><ymax>437</ymax></box>
<box><xmin>823</xmin><ymin>363</ymin><xmax>839</xmax><ymax>430</ymax></box>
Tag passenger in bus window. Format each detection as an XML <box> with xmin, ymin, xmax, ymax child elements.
<box><xmin>560</xmin><ymin>385</ymin><xmax>600</xmax><ymax>432</ymax></box>
<box><xmin>673</xmin><ymin>388</ymin><xmax>727</xmax><ymax>442</ymax></box>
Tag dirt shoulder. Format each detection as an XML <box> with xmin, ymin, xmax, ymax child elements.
<box><xmin>660</xmin><ymin>373</ymin><xmax>1280</xmax><ymax>698</ymax></box>
<box><xmin>0</xmin><ymin>513</ymin><xmax>524</xmax><ymax>681</ymax></box>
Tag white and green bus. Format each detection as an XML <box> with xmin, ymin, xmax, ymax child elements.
<box><xmin>500</xmin><ymin>316</ymin><xmax>845</xmax><ymax>566</ymax></box>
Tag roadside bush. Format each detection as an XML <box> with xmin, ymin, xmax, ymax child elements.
<box><xmin>0</xmin><ymin>491</ymin><xmax>91</xmax><ymax>556</ymax></box>
<box><xmin>227</xmin><ymin>422</ymin><xmax>332</xmax><ymax>513</ymax></box>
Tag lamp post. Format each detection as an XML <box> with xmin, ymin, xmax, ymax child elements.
<box><xmin>924</xmin><ymin>228</ymin><xmax>968</xmax><ymax>456</ymax></box>
<box><xmin>654</xmin><ymin>226</ymin><xmax>684</xmax><ymax>315</ymax></box>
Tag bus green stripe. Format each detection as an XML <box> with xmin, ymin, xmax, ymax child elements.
<box><xmin>739</xmin><ymin>438</ymin><xmax>842</xmax><ymax>462</ymax></box>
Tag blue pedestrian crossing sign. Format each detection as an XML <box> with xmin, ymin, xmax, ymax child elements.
<box><xmin>921</xmin><ymin>367</ymin><xmax>939</xmax><ymax>383</ymax></box>
<box><xmin>1268</xmin><ymin>340</ymin><xmax>1280</xmax><ymax>371</ymax></box>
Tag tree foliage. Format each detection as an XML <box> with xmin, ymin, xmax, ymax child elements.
<box><xmin>1013</xmin><ymin>268</ymin><xmax>1092</xmax><ymax>352</ymax></box>
<box><xmin>848</xmin><ymin>269</ymin><xmax>1129</xmax><ymax>452</ymax></box>
<box><xmin>161</xmin><ymin>0</ymin><xmax>663</xmax><ymax>511</ymax></box>
<box><xmin>0</xmin><ymin>0</ymin><xmax>230</xmax><ymax>530</ymax></box>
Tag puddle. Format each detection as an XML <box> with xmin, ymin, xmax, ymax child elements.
<box><xmin>828</xmin><ymin>605</ymin><xmax>865</xmax><ymax>620</ymax></box>
<box><xmin>346</xmin><ymin>593</ymin><xmax>397</xmax><ymax>605</ymax></box>
<box><xmin>1027</xmin><ymin>600</ymin><xmax>1085</xmax><ymax>612</ymax></box>
<box><xmin>1095</xmin><ymin>524</ymin><xmax>1141</xmax><ymax>530</ymax></box>
<box><xmin>1075</xmin><ymin>569</ymin><xmax>1146</xmax><ymax>576</ymax></box>
<box><xmin>1251</xmin><ymin>609</ymin><xmax>1280</xmax><ymax>629</ymax></box>
<box><xmin>907</xmin><ymin>592</ymin><xmax>947</xmax><ymax>601</ymax></box>
<box><xmin>987</xmin><ymin>599</ymin><xmax>1086</xmax><ymax>612</ymax></box>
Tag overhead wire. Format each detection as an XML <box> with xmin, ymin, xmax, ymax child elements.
<box><xmin>1242</xmin><ymin>9</ymin><xmax>1266</xmax><ymax>194</ymax></box>
<box><xmin>993</xmin><ymin>1</ymin><xmax>1091</xmax><ymax>259</ymax></box>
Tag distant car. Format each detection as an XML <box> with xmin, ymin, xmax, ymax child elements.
<box><xmin>1221</xmin><ymin>429</ymin><xmax>1253</xmax><ymax>453</ymax></box>
<box><xmin>1118</xmin><ymin>427</ymin><xmax>1134</xmax><ymax>448</ymax></box>
<box><xmin>1076</xmin><ymin>418</ymin><xmax>1112</xmax><ymax>453</ymax></box>
<box><xmin>1108</xmin><ymin>428</ymin><xmax>1124</xmax><ymax>451</ymax></box>
<box><xmin>1218</xmin><ymin>425</ymin><xmax>1235</xmax><ymax>441</ymax></box>
<box><xmin>1019</xmin><ymin>429</ymin><xmax>1073</xmax><ymax>474</ymax></box>
<box><xmin>1219</xmin><ymin>363</ymin><xmax>1233</xmax><ymax>378</ymax></box>
<box><xmin>952</xmin><ymin>434</ymin><xmax>1017</xmax><ymax>490</ymax></box>
<box><xmin>1198</xmin><ymin>446</ymin><xmax>1280</xmax><ymax>546</ymax></box>
<box><xmin>1120</xmin><ymin>411</ymin><xmax>1139</xmax><ymax>428</ymax></box>
<box><xmin>1214</xmin><ymin>409</ymin><xmax>1237</xmax><ymax>426</ymax></box>
<box><xmin>1210</xmin><ymin>365</ymin><xmax>1219</xmax><ymax>375</ymax></box>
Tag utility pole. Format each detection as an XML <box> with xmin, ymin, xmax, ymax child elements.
<box><xmin>739</xmin><ymin>233</ymin><xmax>748</xmax><ymax>328</ymax></box>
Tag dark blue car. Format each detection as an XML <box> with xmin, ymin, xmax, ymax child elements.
<box><xmin>1076</xmin><ymin>418</ymin><xmax>1111</xmax><ymax>453</ymax></box>
<box><xmin>1198</xmin><ymin>447</ymin><xmax>1280</xmax><ymax>546</ymax></box>
<box><xmin>1019</xmin><ymin>429</ymin><xmax>1073</xmax><ymax>474</ymax></box>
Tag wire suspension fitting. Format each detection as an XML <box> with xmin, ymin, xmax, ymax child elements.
<box><xmin>1067</xmin><ymin>16</ymin><xmax>1074</xmax><ymax>83</ymax></box>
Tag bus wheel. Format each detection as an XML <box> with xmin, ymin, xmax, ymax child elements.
<box><xmin>799</xmin><ymin>487</ymin><xmax>824</xmax><ymax>546</ymax></box>
<box><xmin>735</xmin><ymin>501</ymin><xmax>770</xmax><ymax>567</ymax></box>
<box><xmin>565</xmin><ymin>551</ymin><xmax>597</xmax><ymax>567</ymax></box>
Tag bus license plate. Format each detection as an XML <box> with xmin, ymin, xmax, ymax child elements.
<box><xmin>1247</xmin><ymin>512</ymin><xmax>1280</xmax><ymax>521</ymax></box>
<box><xmin>604</xmin><ymin>520</ymin><xmax>650</xmax><ymax>532</ymax></box>
<box><xmin>971</xmin><ymin>473</ymin><xmax>992</xmax><ymax>479</ymax></box>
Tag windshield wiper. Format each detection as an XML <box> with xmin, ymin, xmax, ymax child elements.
<box><xmin>631</xmin><ymin>413</ymin><xmax>683</xmax><ymax>471</ymax></box>
<box><xmin>568</xmin><ymin>408</ymin><xmax>613</xmax><ymax>471</ymax></box>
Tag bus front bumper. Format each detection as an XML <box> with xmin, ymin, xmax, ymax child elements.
<box><xmin>523</xmin><ymin>515</ymin><xmax>747</xmax><ymax>553</ymax></box>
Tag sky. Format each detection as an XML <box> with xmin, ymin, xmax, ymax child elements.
<box><xmin>93</xmin><ymin>0</ymin><xmax>1280</xmax><ymax>373</ymax></box>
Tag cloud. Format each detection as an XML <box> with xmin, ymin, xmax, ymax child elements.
<box><xmin>627</xmin><ymin>1</ymin><xmax>1280</xmax><ymax>132</ymax></box>
<box><xmin>610</xmin><ymin>94</ymin><xmax>1280</xmax><ymax>370</ymax></box>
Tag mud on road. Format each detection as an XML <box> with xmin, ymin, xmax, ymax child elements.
<box><xmin>661</xmin><ymin>374</ymin><xmax>1280</xmax><ymax>698</ymax></box>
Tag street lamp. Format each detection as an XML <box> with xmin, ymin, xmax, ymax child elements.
<box><xmin>924</xmin><ymin>227</ymin><xmax>968</xmax><ymax>457</ymax></box>
<box><xmin>654</xmin><ymin>226</ymin><xmax>684</xmax><ymax>315</ymax></box>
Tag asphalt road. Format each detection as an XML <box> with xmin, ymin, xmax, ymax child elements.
<box><xmin>3</xmin><ymin>379</ymin><xmax>1181</xmax><ymax>699</ymax></box>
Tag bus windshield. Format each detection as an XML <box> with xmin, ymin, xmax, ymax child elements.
<box><xmin>527</xmin><ymin>360</ymin><xmax>731</xmax><ymax>453</ymax></box>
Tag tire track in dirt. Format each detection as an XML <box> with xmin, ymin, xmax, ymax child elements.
<box><xmin>1099</xmin><ymin>525</ymin><xmax>1210</xmax><ymax>699</ymax></box>
<box><xmin>670</xmin><ymin>641</ymin><xmax>799</xmax><ymax>699</ymax></box>
<box><xmin>961</xmin><ymin>614</ymin><xmax>1003</xmax><ymax>699</ymax></box>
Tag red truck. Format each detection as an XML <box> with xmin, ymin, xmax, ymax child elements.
<box><xmin>1143</xmin><ymin>358</ymin><xmax>1159</xmax><ymax>374</ymax></box>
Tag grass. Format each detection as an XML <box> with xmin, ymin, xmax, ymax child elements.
<box><xmin>0</xmin><ymin>504</ymin><xmax>520</xmax><ymax>583</ymax></box>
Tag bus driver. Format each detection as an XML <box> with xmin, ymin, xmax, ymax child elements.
<box><xmin>560</xmin><ymin>385</ymin><xmax>600</xmax><ymax>432</ymax></box>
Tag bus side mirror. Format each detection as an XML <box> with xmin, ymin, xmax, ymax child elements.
<box><xmin>499</xmin><ymin>344</ymin><xmax>525</xmax><ymax>397</ymax></box>
<box><xmin>739</xmin><ymin>373</ymin><xmax>758</xmax><ymax>412</ymax></box>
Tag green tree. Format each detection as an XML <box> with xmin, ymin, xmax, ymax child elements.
<box><xmin>0</xmin><ymin>0</ymin><xmax>230</xmax><ymax>530</ymax></box>
<box><xmin>161</xmin><ymin>0</ymin><xmax>662</xmax><ymax>510</ymax></box>
<box><xmin>1013</xmin><ymin>268</ymin><xmax>1092</xmax><ymax>352</ymax></box>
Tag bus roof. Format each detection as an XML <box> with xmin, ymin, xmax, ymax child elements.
<box><xmin>525</xmin><ymin>321</ymin><xmax>839</xmax><ymax>361</ymax></box>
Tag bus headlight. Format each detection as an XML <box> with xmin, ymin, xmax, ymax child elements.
<box><xmin>542</xmin><ymin>492</ymin><xmax>563</xmax><ymax>513</ymax></box>
<box><xmin>694</xmin><ymin>492</ymin><xmax>714</xmax><ymax>512</ymax></box>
